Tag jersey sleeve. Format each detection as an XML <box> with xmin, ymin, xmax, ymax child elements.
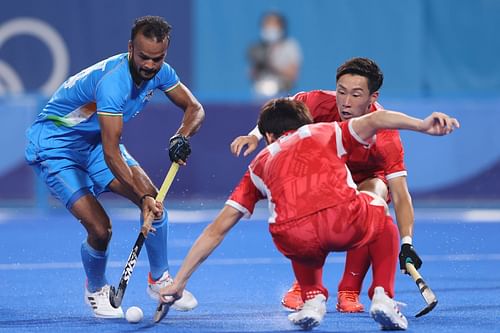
<box><xmin>157</xmin><ymin>62</ymin><xmax>180</xmax><ymax>92</ymax></box>
<box><xmin>225</xmin><ymin>170</ymin><xmax>264</xmax><ymax>218</ymax></box>
<box><xmin>338</xmin><ymin>120</ymin><xmax>374</xmax><ymax>155</ymax></box>
<box><xmin>375</xmin><ymin>130</ymin><xmax>407</xmax><ymax>180</ymax></box>
<box><xmin>293</xmin><ymin>90</ymin><xmax>340</xmax><ymax>123</ymax></box>
<box><xmin>95</xmin><ymin>72</ymin><xmax>128</xmax><ymax>116</ymax></box>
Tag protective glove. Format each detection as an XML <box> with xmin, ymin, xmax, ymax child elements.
<box><xmin>399</xmin><ymin>243</ymin><xmax>422</xmax><ymax>273</ymax></box>
<box><xmin>168</xmin><ymin>134</ymin><xmax>191</xmax><ymax>163</ymax></box>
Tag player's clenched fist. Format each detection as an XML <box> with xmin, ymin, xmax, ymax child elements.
<box><xmin>169</xmin><ymin>134</ymin><xmax>191</xmax><ymax>164</ymax></box>
<box><xmin>399</xmin><ymin>243</ymin><xmax>422</xmax><ymax>274</ymax></box>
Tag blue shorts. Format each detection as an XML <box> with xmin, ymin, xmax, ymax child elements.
<box><xmin>26</xmin><ymin>138</ymin><xmax>138</xmax><ymax>209</ymax></box>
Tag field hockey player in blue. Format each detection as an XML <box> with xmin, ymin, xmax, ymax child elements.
<box><xmin>25</xmin><ymin>15</ymin><xmax>205</xmax><ymax>318</ymax></box>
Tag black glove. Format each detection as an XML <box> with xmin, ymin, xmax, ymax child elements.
<box><xmin>399</xmin><ymin>243</ymin><xmax>422</xmax><ymax>273</ymax></box>
<box><xmin>168</xmin><ymin>134</ymin><xmax>191</xmax><ymax>163</ymax></box>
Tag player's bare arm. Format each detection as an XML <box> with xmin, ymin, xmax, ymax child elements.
<box><xmin>388</xmin><ymin>177</ymin><xmax>414</xmax><ymax>240</ymax></box>
<box><xmin>351</xmin><ymin>110</ymin><xmax>460</xmax><ymax>142</ymax></box>
<box><xmin>99</xmin><ymin>114</ymin><xmax>162</xmax><ymax>220</ymax></box>
<box><xmin>389</xmin><ymin>176</ymin><xmax>423</xmax><ymax>273</ymax></box>
<box><xmin>165</xmin><ymin>83</ymin><xmax>204</xmax><ymax>165</ymax></box>
<box><xmin>160</xmin><ymin>205</ymin><xmax>244</xmax><ymax>302</ymax></box>
<box><xmin>165</xmin><ymin>83</ymin><xmax>205</xmax><ymax>138</ymax></box>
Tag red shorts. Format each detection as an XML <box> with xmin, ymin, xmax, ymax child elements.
<box><xmin>269</xmin><ymin>193</ymin><xmax>387</xmax><ymax>267</ymax></box>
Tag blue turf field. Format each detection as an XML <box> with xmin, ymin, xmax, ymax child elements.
<box><xmin>1</xmin><ymin>206</ymin><xmax>499</xmax><ymax>332</ymax></box>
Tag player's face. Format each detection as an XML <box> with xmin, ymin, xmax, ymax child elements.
<box><xmin>336</xmin><ymin>74</ymin><xmax>379</xmax><ymax>121</ymax></box>
<box><xmin>128</xmin><ymin>34</ymin><xmax>168</xmax><ymax>82</ymax></box>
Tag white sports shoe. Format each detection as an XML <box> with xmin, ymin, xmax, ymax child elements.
<box><xmin>288</xmin><ymin>294</ymin><xmax>326</xmax><ymax>330</ymax></box>
<box><xmin>85</xmin><ymin>284</ymin><xmax>124</xmax><ymax>319</ymax></box>
<box><xmin>147</xmin><ymin>271</ymin><xmax>198</xmax><ymax>311</ymax></box>
<box><xmin>369</xmin><ymin>286</ymin><xmax>408</xmax><ymax>330</ymax></box>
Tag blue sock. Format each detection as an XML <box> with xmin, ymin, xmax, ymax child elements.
<box><xmin>81</xmin><ymin>241</ymin><xmax>108</xmax><ymax>292</ymax></box>
<box><xmin>142</xmin><ymin>209</ymin><xmax>169</xmax><ymax>281</ymax></box>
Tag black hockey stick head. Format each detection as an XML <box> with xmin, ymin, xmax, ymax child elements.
<box><xmin>109</xmin><ymin>285</ymin><xmax>123</xmax><ymax>308</ymax></box>
<box><xmin>415</xmin><ymin>299</ymin><xmax>438</xmax><ymax>318</ymax></box>
<box><xmin>153</xmin><ymin>301</ymin><xmax>172</xmax><ymax>323</ymax></box>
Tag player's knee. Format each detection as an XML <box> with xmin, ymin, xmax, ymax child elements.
<box><xmin>87</xmin><ymin>222</ymin><xmax>112</xmax><ymax>249</ymax></box>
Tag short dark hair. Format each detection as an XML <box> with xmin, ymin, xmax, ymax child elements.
<box><xmin>131</xmin><ymin>16</ymin><xmax>172</xmax><ymax>43</ymax></box>
<box><xmin>336</xmin><ymin>57</ymin><xmax>384</xmax><ymax>94</ymax></box>
<box><xmin>258</xmin><ymin>98</ymin><xmax>313</xmax><ymax>138</ymax></box>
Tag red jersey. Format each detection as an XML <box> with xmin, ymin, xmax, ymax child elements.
<box><xmin>293</xmin><ymin>90</ymin><xmax>407</xmax><ymax>183</ymax></box>
<box><xmin>227</xmin><ymin>121</ymin><xmax>373</xmax><ymax>224</ymax></box>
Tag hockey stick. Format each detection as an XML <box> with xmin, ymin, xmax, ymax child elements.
<box><xmin>109</xmin><ymin>162</ymin><xmax>180</xmax><ymax>308</ymax></box>
<box><xmin>153</xmin><ymin>299</ymin><xmax>174</xmax><ymax>323</ymax></box>
<box><xmin>405</xmin><ymin>261</ymin><xmax>438</xmax><ymax>317</ymax></box>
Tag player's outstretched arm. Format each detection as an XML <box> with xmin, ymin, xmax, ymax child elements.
<box><xmin>351</xmin><ymin>110</ymin><xmax>460</xmax><ymax>142</ymax></box>
<box><xmin>160</xmin><ymin>205</ymin><xmax>244</xmax><ymax>302</ymax></box>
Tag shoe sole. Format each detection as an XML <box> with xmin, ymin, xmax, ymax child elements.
<box><xmin>370</xmin><ymin>309</ymin><xmax>407</xmax><ymax>330</ymax></box>
<box><xmin>289</xmin><ymin>310</ymin><xmax>322</xmax><ymax>330</ymax></box>
<box><xmin>292</xmin><ymin>316</ymin><xmax>320</xmax><ymax>330</ymax></box>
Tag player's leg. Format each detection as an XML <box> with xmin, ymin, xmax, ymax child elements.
<box><xmin>368</xmin><ymin>218</ymin><xmax>407</xmax><ymax>330</ymax></box>
<box><xmin>71</xmin><ymin>193</ymin><xmax>112</xmax><ymax>291</ymax></box>
<box><xmin>356</xmin><ymin>194</ymin><xmax>407</xmax><ymax>330</ymax></box>
<box><xmin>107</xmin><ymin>164</ymin><xmax>171</xmax><ymax>279</ymax></box>
<box><xmin>367</xmin><ymin>215</ymin><xmax>399</xmax><ymax>299</ymax></box>
<box><xmin>336</xmin><ymin>177</ymin><xmax>389</xmax><ymax>312</ymax></box>
<box><xmin>69</xmin><ymin>193</ymin><xmax>124</xmax><ymax>318</ymax></box>
<box><xmin>95</xmin><ymin>144</ymin><xmax>196</xmax><ymax>311</ymax></box>
<box><xmin>336</xmin><ymin>246</ymin><xmax>370</xmax><ymax>312</ymax></box>
<box><xmin>29</xmin><ymin>152</ymin><xmax>123</xmax><ymax>318</ymax></box>
<box><xmin>291</xmin><ymin>260</ymin><xmax>328</xmax><ymax>302</ymax></box>
<box><xmin>269</xmin><ymin>214</ymin><xmax>328</xmax><ymax>328</ymax></box>
<box><xmin>287</xmin><ymin>260</ymin><xmax>328</xmax><ymax>330</ymax></box>
<box><xmin>89</xmin><ymin>144</ymin><xmax>171</xmax><ymax>278</ymax></box>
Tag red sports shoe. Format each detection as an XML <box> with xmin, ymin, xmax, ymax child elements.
<box><xmin>281</xmin><ymin>281</ymin><xmax>304</xmax><ymax>311</ymax></box>
<box><xmin>336</xmin><ymin>291</ymin><xmax>364</xmax><ymax>313</ymax></box>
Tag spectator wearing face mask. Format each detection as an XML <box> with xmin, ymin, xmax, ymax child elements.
<box><xmin>248</xmin><ymin>12</ymin><xmax>303</xmax><ymax>98</ymax></box>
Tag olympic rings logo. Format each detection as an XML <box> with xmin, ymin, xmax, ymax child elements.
<box><xmin>0</xmin><ymin>17</ymin><xmax>69</xmax><ymax>95</ymax></box>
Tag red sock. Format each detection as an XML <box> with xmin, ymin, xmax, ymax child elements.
<box><xmin>291</xmin><ymin>260</ymin><xmax>329</xmax><ymax>301</ymax></box>
<box><xmin>367</xmin><ymin>215</ymin><xmax>399</xmax><ymax>299</ymax></box>
<box><xmin>337</xmin><ymin>245</ymin><xmax>370</xmax><ymax>293</ymax></box>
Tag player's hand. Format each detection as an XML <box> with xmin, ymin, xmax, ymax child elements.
<box><xmin>140</xmin><ymin>195</ymin><xmax>162</xmax><ymax>234</ymax></box>
<box><xmin>230</xmin><ymin>135</ymin><xmax>259</xmax><ymax>157</ymax></box>
<box><xmin>169</xmin><ymin>134</ymin><xmax>191</xmax><ymax>165</ymax></box>
<box><xmin>399</xmin><ymin>243</ymin><xmax>423</xmax><ymax>274</ymax></box>
<box><xmin>160</xmin><ymin>280</ymin><xmax>183</xmax><ymax>304</ymax></box>
<box><xmin>420</xmin><ymin>112</ymin><xmax>460</xmax><ymax>136</ymax></box>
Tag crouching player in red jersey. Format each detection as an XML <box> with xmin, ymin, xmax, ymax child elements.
<box><xmin>231</xmin><ymin>58</ymin><xmax>421</xmax><ymax>313</ymax></box>
<box><xmin>160</xmin><ymin>99</ymin><xmax>459</xmax><ymax>330</ymax></box>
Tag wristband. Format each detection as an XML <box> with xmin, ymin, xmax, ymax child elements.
<box><xmin>401</xmin><ymin>236</ymin><xmax>412</xmax><ymax>245</ymax></box>
<box><xmin>248</xmin><ymin>126</ymin><xmax>263</xmax><ymax>140</ymax></box>
<box><xmin>140</xmin><ymin>194</ymin><xmax>155</xmax><ymax>205</ymax></box>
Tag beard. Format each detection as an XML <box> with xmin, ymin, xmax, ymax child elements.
<box><xmin>129</xmin><ymin>57</ymin><xmax>159</xmax><ymax>82</ymax></box>
<box><xmin>136</xmin><ymin>66</ymin><xmax>158</xmax><ymax>81</ymax></box>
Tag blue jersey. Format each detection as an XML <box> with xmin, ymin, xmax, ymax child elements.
<box><xmin>26</xmin><ymin>53</ymin><xmax>179</xmax><ymax>147</ymax></box>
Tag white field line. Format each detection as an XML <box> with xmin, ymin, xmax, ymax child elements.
<box><xmin>1</xmin><ymin>253</ymin><xmax>500</xmax><ymax>271</ymax></box>
<box><xmin>2</xmin><ymin>208</ymin><xmax>500</xmax><ymax>224</ymax></box>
